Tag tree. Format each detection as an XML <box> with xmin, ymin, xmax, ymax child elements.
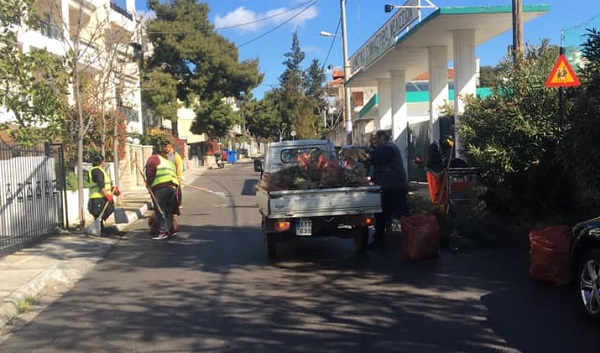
<box><xmin>62</xmin><ymin>108</ymin><xmax>127</xmax><ymax>170</ymax></box>
<box><xmin>144</xmin><ymin>0</ymin><xmax>263</xmax><ymax>137</ymax></box>
<box><xmin>456</xmin><ymin>40</ymin><xmax>575</xmax><ymax>217</ymax></box>
<box><xmin>277</xmin><ymin>32</ymin><xmax>305</xmax><ymax>139</ymax></box>
<box><xmin>561</xmin><ymin>28</ymin><xmax>600</xmax><ymax>200</ymax></box>
<box><xmin>304</xmin><ymin>59</ymin><xmax>328</xmax><ymax>136</ymax></box>
<box><xmin>478</xmin><ymin>65</ymin><xmax>499</xmax><ymax>87</ymax></box>
<box><xmin>0</xmin><ymin>0</ymin><xmax>69</xmax><ymax>147</ymax></box>
<box><xmin>245</xmin><ymin>92</ymin><xmax>285</xmax><ymax>142</ymax></box>
<box><xmin>29</xmin><ymin>0</ymin><xmax>138</xmax><ymax>227</ymax></box>
<box><xmin>272</xmin><ymin>32</ymin><xmax>326</xmax><ymax>140</ymax></box>
<box><xmin>190</xmin><ymin>98</ymin><xmax>241</xmax><ymax>138</ymax></box>
<box><xmin>141</xmin><ymin>69</ymin><xmax>179</xmax><ymax>126</ymax></box>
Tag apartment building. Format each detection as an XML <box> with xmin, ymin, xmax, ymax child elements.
<box><xmin>1</xmin><ymin>0</ymin><xmax>143</xmax><ymax>134</ymax></box>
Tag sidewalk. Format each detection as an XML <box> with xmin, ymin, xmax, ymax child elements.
<box><xmin>0</xmin><ymin>161</ymin><xmax>211</xmax><ymax>329</ymax></box>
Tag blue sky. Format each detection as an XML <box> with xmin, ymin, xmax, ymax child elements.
<box><xmin>134</xmin><ymin>1</ymin><xmax>599</xmax><ymax>98</ymax></box>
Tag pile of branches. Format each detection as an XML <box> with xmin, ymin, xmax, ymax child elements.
<box><xmin>259</xmin><ymin>149</ymin><xmax>371</xmax><ymax>191</ymax></box>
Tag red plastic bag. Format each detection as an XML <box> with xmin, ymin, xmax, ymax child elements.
<box><xmin>528</xmin><ymin>226</ymin><xmax>571</xmax><ymax>285</ymax></box>
<box><xmin>400</xmin><ymin>214</ymin><xmax>440</xmax><ymax>261</ymax></box>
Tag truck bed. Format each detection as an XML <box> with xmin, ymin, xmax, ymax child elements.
<box><xmin>256</xmin><ymin>185</ymin><xmax>381</xmax><ymax>218</ymax></box>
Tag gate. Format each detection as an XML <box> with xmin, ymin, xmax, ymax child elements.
<box><xmin>407</xmin><ymin>121</ymin><xmax>429</xmax><ymax>183</ymax></box>
<box><xmin>0</xmin><ymin>143</ymin><xmax>66</xmax><ymax>255</ymax></box>
<box><xmin>407</xmin><ymin>116</ymin><xmax>457</xmax><ymax>183</ymax></box>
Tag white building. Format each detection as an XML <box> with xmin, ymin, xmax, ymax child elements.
<box><xmin>1</xmin><ymin>0</ymin><xmax>144</xmax><ymax>134</ymax></box>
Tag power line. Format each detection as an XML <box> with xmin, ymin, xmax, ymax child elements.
<box><xmin>238</xmin><ymin>0</ymin><xmax>320</xmax><ymax>48</ymax></box>
<box><xmin>146</xmin><ymin>0</ymin><xmax>319</xmax><ymax>35</ymax></box>
<box><xmin>321</xmin><ymin>19</ymin><xmax>341</xmax><ymax>71</ymax></box>
<box><xmin>215</xmin><ymin>0</ymin><xmax>317</xmax><ymax>31</ymax></box>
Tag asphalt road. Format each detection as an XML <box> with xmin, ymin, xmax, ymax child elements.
<box><xmin>1</xmin><ymin>160</ymin><xmax>599</xmax><ymax>353</ymax></box>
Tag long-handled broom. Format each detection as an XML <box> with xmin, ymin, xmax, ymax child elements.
<box><xmin>136</xmin><ymin>164</ymin><xmax>166</xmax><ymax>220</ymax></box>
<box><xmin>181</xmin><ymin>183</ymin><xmax>227</xmax><ymax>198</ymax></box>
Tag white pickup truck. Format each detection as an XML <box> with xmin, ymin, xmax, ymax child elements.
<box><xmin>254</xmin><ymin>139</ymin><xmax>381</xmax><ymax>258</ymax></box>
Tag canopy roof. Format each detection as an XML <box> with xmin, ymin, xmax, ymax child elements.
<box><xmin>347</xmin><ymin>5</ymin><xmax>551</xmax><ymax>88</ymax></box>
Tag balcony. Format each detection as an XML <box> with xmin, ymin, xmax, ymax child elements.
<box><xmin>120</xmin><ymin>106</ymin><xmax>139</xmax><ymax>123</ymax></box>
<box><xmin>110</xmin><ymin>2</ymin><xmax>133</xmax><ymax>21</ymax></box>
<box><xmin>39</xmin><ymin>20</ymin><xmax>63</xmax><ymax>40</ymax></box>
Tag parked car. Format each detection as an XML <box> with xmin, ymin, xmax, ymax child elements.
<box><xmin>570</xmin><ymin>216</ymin><xmax>600</xmax><ymax>319</ymax></box>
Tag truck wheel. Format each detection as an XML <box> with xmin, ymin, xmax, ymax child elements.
<box><xmin>265</xmin><ymin>232</ymin><xmax>277</xmax><ymax>259</ymax></box>
<box><xmin>354</xmin><ymin>226</ymin><xmax>369</xmax><ymax>252</ymax></box>
<box><xmin>578</xmin><ymin>249</ymin><xmax>600</xmax><ymax>319</ymax></box>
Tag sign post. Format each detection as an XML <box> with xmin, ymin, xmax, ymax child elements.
<box><xmin>546</xmin><ymin>52</ymin><xmax>580</xmax><ymax>130</ymax></box>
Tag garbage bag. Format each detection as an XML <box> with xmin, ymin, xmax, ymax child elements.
<box><xmin>529</xmin><ymin>225</ymin><xmax>571</xmax><ymax>286</ymax></box>
<box><xmin>87</xmin><ymin>218</ymin><xmax>101</xmax><ymax>236</ymax></box>
<box><xmin>400</xmin><ymin>214</ymin><xmax>440</xmax><ymax>261</ymax></box>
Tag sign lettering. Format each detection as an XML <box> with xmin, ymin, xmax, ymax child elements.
<box><xmin>350</xmin><ymin>0</ymin><xmax>418</xmax><ymax>73</ymax></box>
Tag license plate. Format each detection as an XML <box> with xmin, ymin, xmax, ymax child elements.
<box><xmin>296</xmin><ymin>219</ymin><xmax>312</xmax><ymax>236</ymax></box>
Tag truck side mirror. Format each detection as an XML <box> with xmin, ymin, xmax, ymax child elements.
<box><xmin>253</xmin><ymin>159</ymin><xmax>263</xmax><ymax>173</ymax></box>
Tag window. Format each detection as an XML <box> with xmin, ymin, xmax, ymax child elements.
<box><xmin>120</xmin><ymin>106</ymin><xmax>139</xmax><ymax>122</ymax></box>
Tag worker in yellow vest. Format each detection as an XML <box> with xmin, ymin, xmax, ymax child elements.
<box><xmin>145</xmin><ymin>138</ymin><xmax>180</xmax><ymax>240</ymax></box>
<box><xmin>167</xmin><ymin>144</ymin><xmax>184</xmax><ymax>212</ymax></box>
<box><xmin>88</xmin><ymin>155</ymin><xmax>115</xmax><ymax>236</ymax></box>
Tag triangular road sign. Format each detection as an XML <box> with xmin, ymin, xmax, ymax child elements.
<box><xmin>546</xmin><ymin>54</ymin><xmax>580</xmax><ymax>88</ymax></box>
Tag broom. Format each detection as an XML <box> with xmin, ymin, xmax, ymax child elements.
<box><xmin>181</xmin><ymin>183</ymin><xmax>227</xmax><ymax>198</ymax></box>
<box><xmin>136</xmin><ymin>164</ymin><xmax>166</xmax><ymax>220</ymax></box>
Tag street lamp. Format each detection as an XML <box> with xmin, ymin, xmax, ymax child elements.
<box><xmin>384</xmin><ymin>1</ymin><xmax>438</xmax><ymax>22</ymax></box>
<box><xmin>319</xmin><ymin>31</ymin><xmax>339</xmax><ymax>38</ymax></box>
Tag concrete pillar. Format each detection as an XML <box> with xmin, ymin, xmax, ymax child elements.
<box><xmin>428</xmin><ymin>45</ymin><xmax>449</xmax><ymax>142</ymax></box>
<box><xmin>376</xmin><ymin>78</ymin><xmax>392</xmax><ymax>131</ymax></box>
<box><xmin>453</xmin><ymin>30</ymin><xmax>477</xmax><ymax>158</ymax></box>
<box><xmin>390</xmin><ymin>70</ymin><xmax>408</xmax><ymax>179</ymax></box>
<box><xmin>390</xmin><ymin>70</ymin><xmax>407</xmax><ymax>142</ymax></box>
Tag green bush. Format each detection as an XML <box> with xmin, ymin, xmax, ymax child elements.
<box><xmin>561</xmin><ymin>29</ymin><xmax>600</xmax><ymax>202</ymax></box>
<box><xmin>456</xmin><ymin>40</ymin><xmax>579</xmax><ymax>219</ymax></box>
<box><xmin>65</xmin><ymin>170</ymin><xmax>94</xmax><ymax>191</ymax></box>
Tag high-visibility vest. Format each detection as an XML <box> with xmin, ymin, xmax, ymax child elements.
<box><xmin>167</xmin><ymin>152</ymin><xmax>183</xmax><ymax>181</ymax></box>
<box><xmin>151</xmin><ymin>155</ymin><xmax>179</xmax><ymax>188</ymax></box>
<box><xmin>89</xmin><ymin>166</ymin><xmax>112</xmax><ymax>199</ymax></box>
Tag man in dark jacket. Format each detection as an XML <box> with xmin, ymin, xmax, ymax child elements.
<box><xmin>368</xmin><ymin>130</ymin><xmax>410</xmax><ymax>250</ymax></box>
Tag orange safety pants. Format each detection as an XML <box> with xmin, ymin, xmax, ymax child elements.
<box><xmin>426</xmin><ymin>171</ymin><xmax>447</xmax><ymax>204</ymax></box>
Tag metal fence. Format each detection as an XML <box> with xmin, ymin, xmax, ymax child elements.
<box><xmin>0</xmin><ymin>143</ymin><xmax>66</xmax><ymax>255</ymax></box>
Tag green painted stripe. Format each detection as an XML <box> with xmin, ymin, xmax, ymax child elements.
<box><xmin>396</xmin><ymin>4</ymin><xmax>551</xmax><ymax>47</ymax></box>
<box><xmin>347</xmin><ymin>5</ymin><xmax>550</xmax><ymax>86</ymax></box>
<box><xmin>438</xmin><ymin>5</ymin><xmax>551</xmax><ymax>15</ymax></box>
<box><xmin>359</xmin><ymin>94</ymin><xmax>378</xmax><ymax>119</ymax></box>
<box><xmin>358</xmin><ymin>88</ymin><xmax>493</xmax><ymax>117</ymax></box>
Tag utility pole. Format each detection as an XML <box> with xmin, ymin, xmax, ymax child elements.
<box><xmin>512</xmin><ymin>0</ymin><xmax>523</xmax><ymax>62</ymax></box>
<box><xmin>340</xmin><ymin>0</ymin><xmax>352</xmax><ymax>145</ymax></box>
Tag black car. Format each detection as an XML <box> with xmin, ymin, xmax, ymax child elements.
<box><xmin>570</xmin><ymin>216</ymin><xmax>600</xmax><ymax>319</ymax></box>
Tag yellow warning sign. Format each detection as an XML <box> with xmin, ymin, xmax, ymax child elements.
<box><xmin>545</xmin><ymin>54</ymin><xmax>580</xmax><ymax>88</ymax></box>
